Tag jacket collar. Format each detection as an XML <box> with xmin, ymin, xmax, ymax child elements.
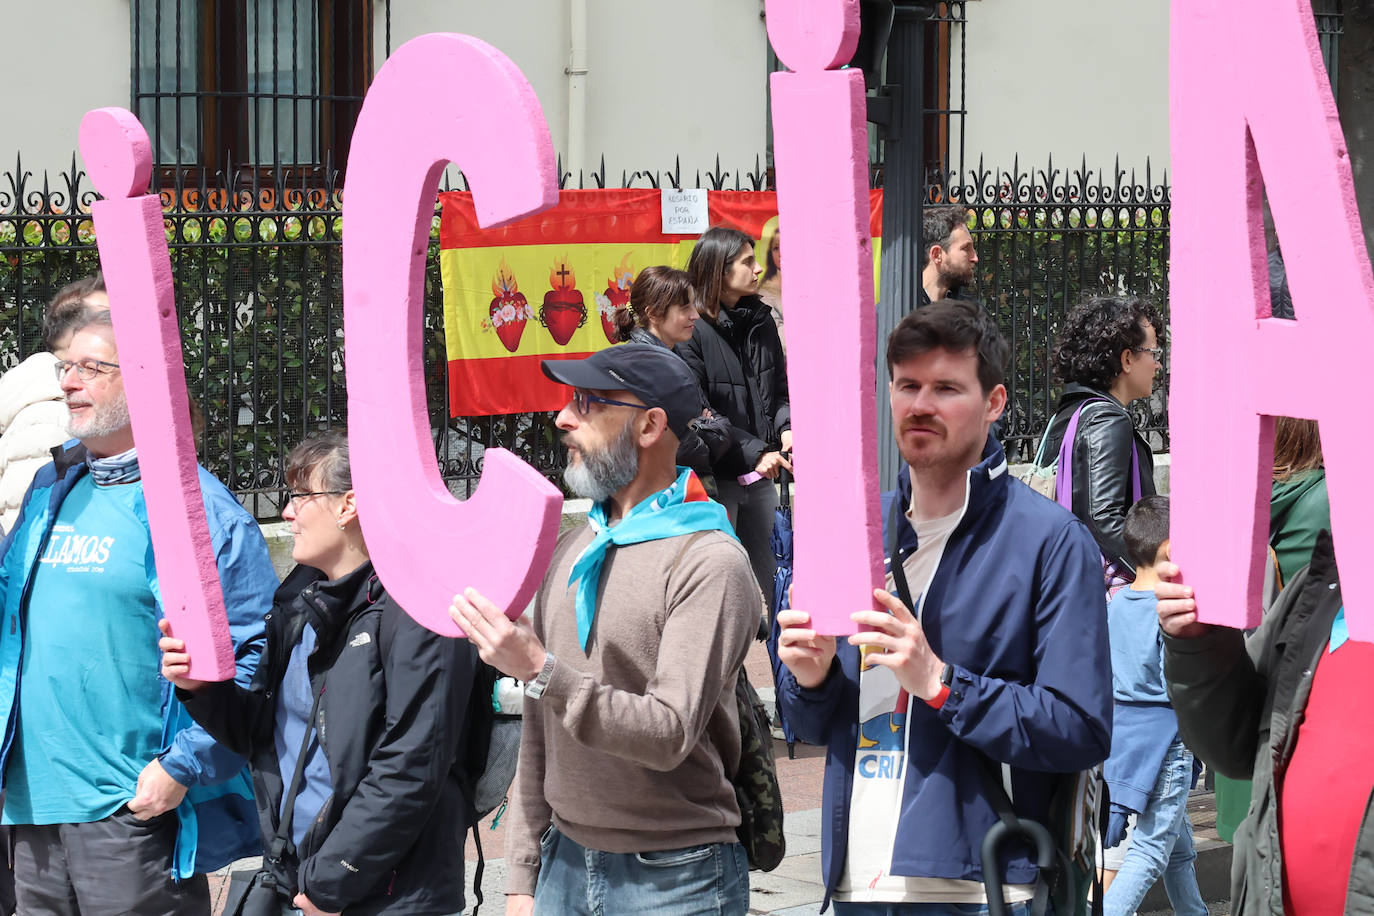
<box><xmin>891</xmin><ymin>433</ymin><xmax>1009</xmax><ymax>555</ymax></box>
<box><xmin>52</xmin><ymin>440</ymin><xmax>89</xmax><ymax>478</ymax></box>
<box><xmin>295</xmin><ymin>560</ymin><xmax>379</xmax><ymax>647</ymax></box>
<box><xmin>1056</xmin><ymin>382</ymin><xmax>1124</xmax><ymax>414</ymax></box>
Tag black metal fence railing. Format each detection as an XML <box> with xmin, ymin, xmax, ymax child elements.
<box><xmin>944</xmin><ymin>158</ymin><xmax>1171</xmax><ymax>458</ymax></box>
<box><xmin>0</xmin><ymin>154</ymin><xmax>1168</xmax><ymax>507</ymax></box>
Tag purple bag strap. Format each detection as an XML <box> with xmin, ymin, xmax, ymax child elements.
<box><xmin>1055</xmin><ymin>399</ymin><xmax>1142</xmax><ymax>513</ymax></box>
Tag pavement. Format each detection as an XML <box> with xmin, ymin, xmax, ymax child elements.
<box><xmin>210</xmin><ymin>639</ymin><xmax>1234</xmax><ymax>916</ymax></box>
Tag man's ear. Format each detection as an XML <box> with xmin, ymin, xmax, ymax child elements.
<box><xmin>986</xmin><ymin>383</ymin><xmax>1007</xmax><ymax>422</ymax></box>
<box><xmin>927</xmin><ymin>243</ymin><xmax>943</xmax><ymax>268</ymax></box>
<box><xmin>638</xmin><ymin>406</ymin><xmax>670</xmax><ymax>449</ymax></box>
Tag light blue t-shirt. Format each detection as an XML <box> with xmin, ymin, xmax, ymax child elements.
<box><xmin>1106</xmin><ymin>587</ymin><xmax>1169</xmax><ymax>705</ymax></box>
<box><xmin>3</xmin><ymin>476</ymin><xmax>165</xmax><ymax>825</ymax></box>
<box><xmin>274</xmin><ymin>623</ymin><xmax>332</xmax><ymax>847</ymax></box>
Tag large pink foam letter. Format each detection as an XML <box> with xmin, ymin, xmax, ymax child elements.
<box><xmin>1170</xmin><ymin>0</ymin><xmax>1374</xmax><ymax>641</ymax></box>
<box><xmin>344</xmin><ymin>34</ymin><xmax>562</xmax><ymax>637</ymax></box>
<box><xmin>766</xmin><ymin>0</ymin><xmax>885</xmax><ymax>635</ymax></box>
<box><xmin>79</xmin><ymin>109</ymin><xmax>236</xmax><ymax>680</ymax></box>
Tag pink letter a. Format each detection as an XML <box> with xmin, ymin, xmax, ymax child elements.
<box><xmin>1170</xmin><ymin>0</ymin><xmax>1374</xmax><ymax>641</ymax></box>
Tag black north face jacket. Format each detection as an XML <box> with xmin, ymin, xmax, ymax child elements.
<box><xmin>677</xmin><ymin>295</ymin><xmax>790</xmax><ymax>476</ymax></box>
<box><xmin>181</xmin><ymin>562</ymin><xmax>477</xmax><ymax>915</ymax></box>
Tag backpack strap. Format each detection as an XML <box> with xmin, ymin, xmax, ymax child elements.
<box><xmin>1055</xmin><ymin>398</ymin><xmax>1143</xmax><ymax>513</ymax></box>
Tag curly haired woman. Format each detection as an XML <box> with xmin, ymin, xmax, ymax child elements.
<box><xmin>1040</xmin><ymin>296</ymin><xmax>1164</xmax><ymax>586</ymax></box>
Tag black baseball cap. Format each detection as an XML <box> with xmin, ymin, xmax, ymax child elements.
<box><xmin>541</xmin><ymin>344</ymin><xmax>701</xmax><ymax>439</ymax></box>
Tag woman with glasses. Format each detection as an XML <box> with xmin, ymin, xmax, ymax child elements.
<box><xmin>678</xmin><ymin>226</ymin><xmax>791</xmax><ymax>627</ymax></box>
<box><xmin>1041</xmin><ymin>296</ymin><xmax>1164</xmax><ymax>590</ymax></box>
<box><xmin>158</xmin><ymin>430</ymin><xmax>477</xmax><ymax>916</ymax></box>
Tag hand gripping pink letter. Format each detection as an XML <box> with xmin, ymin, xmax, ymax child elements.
<box><xmin>1170</xmin><ymin>0</ymin><xmax>1374</xmax><ymax>641</ymax></box>
<box><xmin>343</xmin><ymin>34</ymin><xmax>562</xmax><ymax>637</ymax></box>
<box><xmin>78</xmin><ymin>108</ymin><xmax>236</xmax><ymax>680</ymax></box>
<box><xmin>766</xmin><ymin>0</ymin><xmax>885</xmax><ymax>635</ymax></box>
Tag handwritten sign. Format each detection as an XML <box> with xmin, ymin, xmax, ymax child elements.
<box><xmin>1170</xmin><ymin>0</ymin><xmax>1374</xmax><ymax>643</ymax></box>
<box><xmin>341</xmin><ymin>33</ymin><xmax>563</xmax><ymax>638</ymax></box>
<box><xmin>766</xmin><ymin>0</ymin><xmax>884</xmax><ymax>636</ymax></box>
<box><xmin>661</xmin><ymin>189</ymin><xmax>709</xmax><ymax>235</ymax></box>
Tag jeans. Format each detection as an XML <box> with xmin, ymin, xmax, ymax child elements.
<box><xmin>833</xmin><ymin>901</ymin><xmax>1037</xmax><ymax>916</ymax></box>
<box><xmin>1103</xmin><ymin>740</ymin><xmax>1208</xmax><ymax>916</ymax></box>
<box><xmin>714</xmin><ymin>476</ymin><xmax>779</xmax><ymax>621</ymax></box>
<box><xmin>533</xmin><ymin>826</ymin><xmax>749</xmax><ymax>915</ymax></box>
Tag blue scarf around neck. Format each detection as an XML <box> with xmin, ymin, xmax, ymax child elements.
<box><xmin>86</xmin><ymin>446</ymin><xmax>142</xmax><ymax>486</ymax></box>
<box><xmin>567</xmin><ymin>467</ymin><xmax>736</xmax><ymax>652</ymax></box>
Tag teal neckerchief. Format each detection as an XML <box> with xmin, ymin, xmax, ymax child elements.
<box><xmin>1329</xmin><ymin>606</ymin><xmax>1349</xmax><ymax>654</ymax></box>
<box><xmin>568</xmin><ymin>467</ymin><xmax>736</xmax><ymax>652</ymax></box>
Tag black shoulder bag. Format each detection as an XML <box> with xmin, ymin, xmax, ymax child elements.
<box><xmin>221</xmin><ymin>682</ymin><xmax>325</xmax><ymax>916</ymax></box>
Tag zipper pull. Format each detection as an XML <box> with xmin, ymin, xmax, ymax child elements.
<box><xmin>490</xmin><ymin>796</ymin><xmax>508</xmax><ymax>829</ymax></box>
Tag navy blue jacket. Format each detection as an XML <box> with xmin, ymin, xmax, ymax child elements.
<box><xmin>776</xmin><ymin>436</ymin><xmax>1112</xmax><ymax>901</ymax></box>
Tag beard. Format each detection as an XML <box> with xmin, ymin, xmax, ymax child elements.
<box><xmin>67</xmin><ymin>390</ymin><xmax>132</xmax><ymax>443</ymax></box>
<box><xmin>939</xmin><ymin>260</ymin><xmax>974</xmax><ymax>289</ymax></box>
<box><xmin>563</xmin><ymin>418</ymin><xmax>639</xmax><ymax>502</ymax></box>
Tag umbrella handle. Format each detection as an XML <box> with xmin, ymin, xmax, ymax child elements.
<box><xmin>777</xmin><ymin>465</ymin><xmax>792</xmax><ymax>510</ymax></box>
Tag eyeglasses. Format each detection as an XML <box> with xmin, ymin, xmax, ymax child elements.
<box><xmin>54</xmin><ymin>358</ymin><xmax>121</xmax><ymax>381</ymax></box>
<box><xmin>285</xmin><ymin>489</ymin><xmax>347</xmax><ymax>505</ymax></box>
<box><xmin>1134</xmin><ymin>347</ymin><xmax>1164</xmax><ymax>362</ymax></box>
<box><xmin>572</xmin><ymin>389</ymin><xmax>649</xmax><ymax>416</ymax></box>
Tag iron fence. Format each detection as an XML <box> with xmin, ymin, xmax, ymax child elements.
<box><xmin>1</xmin><ymin>154</ymin><xmax>1168</xmax><ymax>510</ymax></box>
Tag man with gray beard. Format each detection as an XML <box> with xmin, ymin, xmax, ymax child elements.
<box><xmin>450</xmin><ymin>344</ymin><xmax>759</xmax><ymax>916</ymax></box>
<box><xmin>0</xmin><ymin>308</ymin><xmax>276</xmax><ymax>915</ymax></box>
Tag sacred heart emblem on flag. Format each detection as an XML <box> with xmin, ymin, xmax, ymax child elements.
<box><xmin>539</xmin><ymin>257</ymin><xmax>588</xmax><ymax>346</ymax></box>
<box><xmin>486</xmin><ymin>259</ymin><xmax>532</xmax><ymax>353</ymax></box>
<box><xmin>596</xmin><ymin>254</ymin><xmax>635</xmax><ymax>344</ymax></box>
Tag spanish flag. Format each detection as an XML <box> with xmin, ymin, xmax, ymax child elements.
<box><xmin>438</xmin><ymin>188</ymin><xmax>883</xmax><ymax>416</ymax></box>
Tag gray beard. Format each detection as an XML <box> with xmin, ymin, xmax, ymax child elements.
<box><xmin>68</xmin><ymin>392</ymin><xmax>132</xmax><ymax>443</ymax></box>
<box><xmin>563</xmin><ymin>420</ymin><xmax>639</xmax><ymax>503</ymax></box>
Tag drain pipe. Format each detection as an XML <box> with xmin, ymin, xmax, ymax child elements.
<box><xmin>566</xmin><ymin>0</ymin><xmax>589</xmax><ymax>182</ymax></box>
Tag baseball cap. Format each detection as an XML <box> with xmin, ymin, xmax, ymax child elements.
<box><xmin>541</xmin><ymin>344</ymin><xmax>701</xmax><ymax>439</ymax></box>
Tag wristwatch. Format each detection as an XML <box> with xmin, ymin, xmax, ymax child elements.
<box><xmin>524</xmin><ymin>652</ymin><xmax>557</xmax><ymax>699</ymax></box>
<box><xmin>940</xmin><ymin>663</ymin><xmax>955</xmax><ymax>687</ymax></box>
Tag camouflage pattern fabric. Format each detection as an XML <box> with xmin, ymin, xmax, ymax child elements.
<box><xmin>734</xmin><ymin>669</ymin><xmax>785</xmax><ymax>871</ymax></box>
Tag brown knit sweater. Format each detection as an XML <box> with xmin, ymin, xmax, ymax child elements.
<box><xmin>503</xmin><ymin>523</ymin><xmax>759</xmax><ymax>895</ymax></box>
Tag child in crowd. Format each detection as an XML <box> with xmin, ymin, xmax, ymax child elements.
<box><xmin>1101</xmin><ymin>496</ymin><xmax>1207</xmax><ymax>916</ymax></box>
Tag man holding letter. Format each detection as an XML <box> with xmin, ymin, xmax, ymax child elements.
<box><xmin>0</xmin><ymin>305</ymin><xmax>275</xmax><ymax>915</ymax></box>
<box><xmin>450</xmin><ymin>344</ymin><xmax>758</xmax><ymax>916</ymax></box>
<box><xmin>776</xmin><ymin>300</ymin><xmax>1112</xmax><ymax>914</ymax></box>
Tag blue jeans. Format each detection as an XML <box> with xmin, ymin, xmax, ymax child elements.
<box><xmin>533</xmin><ymin>825</ymin><xmax>749</xmax><ymax>915</ymax></box>
<box><xmin>1103</xmin><ymin>741</ymin><xmax>1208</xmax><ymax>916</ymax></box>
<box><xmin>833</xmin><ymin>902</ymin><xmax>1036</xmax><ymax>916</ymax></box>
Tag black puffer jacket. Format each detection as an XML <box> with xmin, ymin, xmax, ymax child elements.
<box><xmin>676</xmin><ymin>295</ymin><xmax>790</xmax><ymax>476</ymax></box>
<box><xmin>181</xmin><ymin>562</ymin><xmax>477</xmax><ymax>915</ymax></box>
<box><xmin>1040</xmin><ymin>383</ymin><xmax>1156</xmax><ymax>574</ymax></box>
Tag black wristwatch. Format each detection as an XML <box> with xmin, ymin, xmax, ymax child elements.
<box><xmin>940</xmin><ymin>663</ymin><xmax>955</xmax><ymax>687</ymax></box>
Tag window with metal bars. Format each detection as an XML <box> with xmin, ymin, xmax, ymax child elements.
<box><xmin>130</xmin><ymin>0</ymin><xmax>381</xmax><ymax>182</ymax></box>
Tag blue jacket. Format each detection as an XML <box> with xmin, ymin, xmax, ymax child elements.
<box><xmin>0</xmin><ymin>442</ymin><xmax>275</xmax><ymax>876</ymax></box>
<box><xmin>776</xmin><ymin>436</ymin><xmax>1112</xmax><ymax>901</ymax></box>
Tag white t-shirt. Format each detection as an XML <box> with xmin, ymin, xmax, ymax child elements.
<box><xmin>834</xmin><ymin>497</ymin><xmax>1033</xmax><ymax>904</ymax></box>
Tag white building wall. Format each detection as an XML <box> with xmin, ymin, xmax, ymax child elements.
<box><xmin>954</xmin><ymin>0</ymin><xmax>1169</xmax><ymax>180</ymax></box>
<box><xmin>380</xmin><ymin>0</ymin><xmax>772</xmax><ymax>185</ymax></box>
<box><xmin>1</xmin><ymin>1</ymin><xmax>1168</xmax><ymax>186</ymax></box>
<box><xmin>2</xmin><ymin>3</ymin><xmax>133</xmax><ymax>178</ymax></box>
